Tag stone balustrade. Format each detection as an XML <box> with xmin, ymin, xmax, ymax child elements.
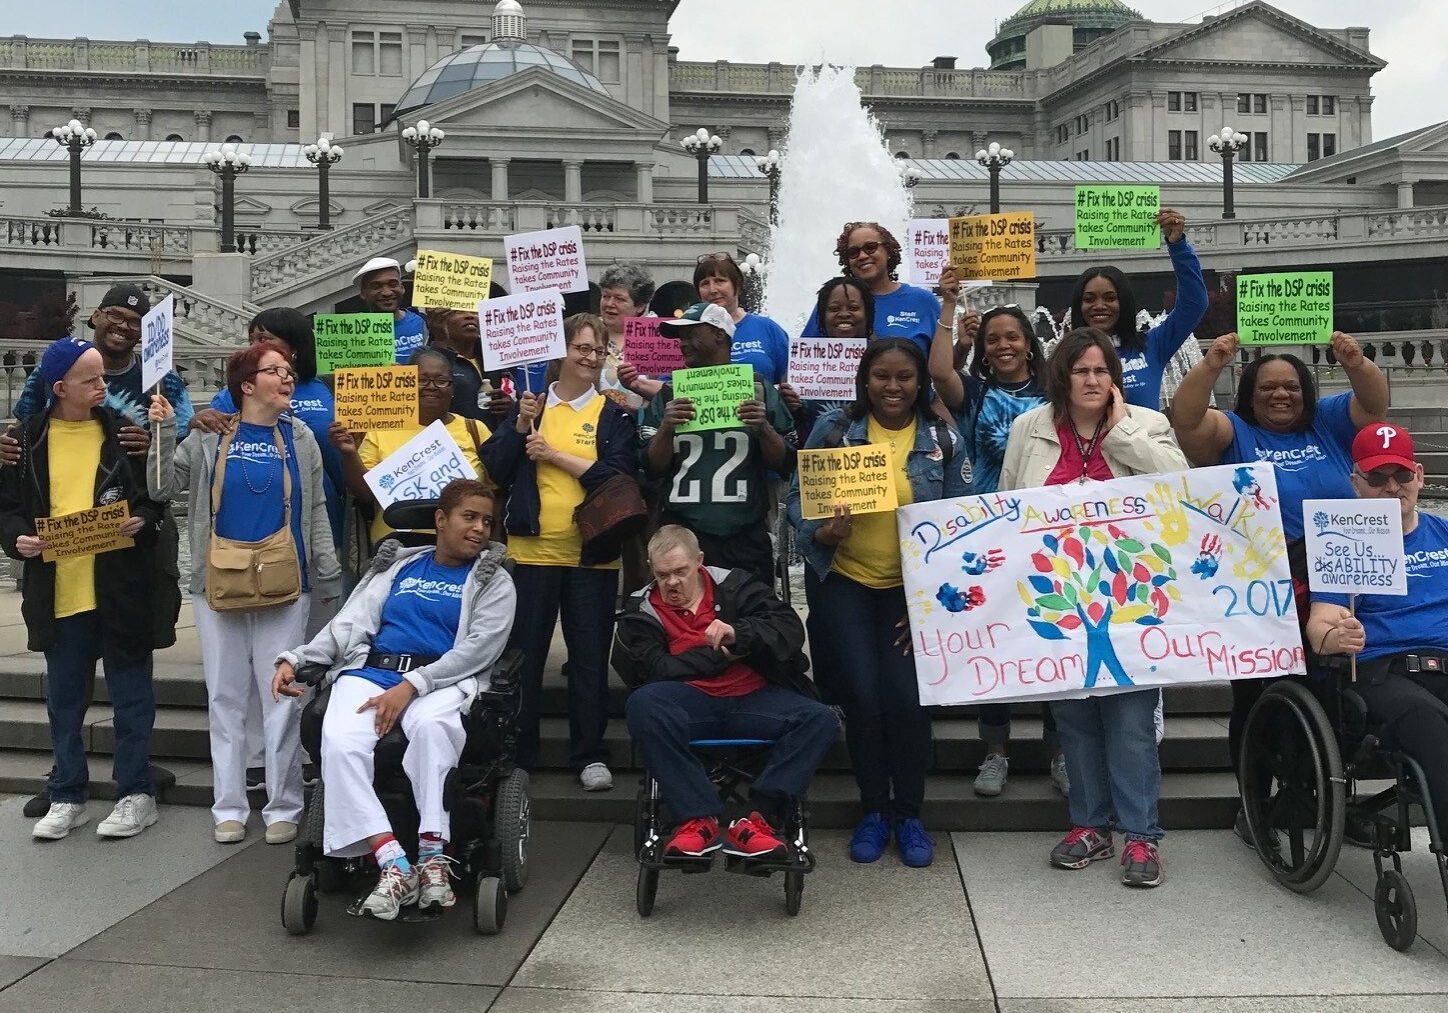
<box><xmin>0</xmin><ymin>37</ymin><xmax>268</xmax><ymax>76</ymax></box>
<box><xmin>670</xmin><ymin>60</ymin><xmax>1031</xmax><ymax>99</ymax></box>
<box><xmin>249</xmin><ymin>206</ymin><xmax>414</xmax><ymax>300</ymax></box>
<box><xmin>71</xmin><ymin>274</ymin><xmax>258</xmax><ymax>350</ymax></box>
<box><xmin>414</xmin><ymin>200</ymin><xmax>742</xmax><ymax>245</ymax></box>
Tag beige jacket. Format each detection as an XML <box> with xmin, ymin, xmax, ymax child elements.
<box><xmin>999</xmin><ymin>402</ymin><xmax>1189</xmax><ymax>491</ymax></box>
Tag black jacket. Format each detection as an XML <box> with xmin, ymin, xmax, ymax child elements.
<box><xmin>480</xmin><ymin>395</ymin><xmax>640</xmax><ymax>566</ymax></box>
<box><xmin>0</xmin><ymin>407</ymin><xmax>181</xmax><ymax>653</ymax></box>
<box><xmin>612</xmin><ymin>565</ymin><xmax>816</xmax><ymax>698</ymax></box>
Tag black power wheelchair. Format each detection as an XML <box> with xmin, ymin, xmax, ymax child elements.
<box><xmin>1238</xmin><ymin>660</ymin><xmax>1448</xmax><ymax>951</ymax></box>
<box><xmin>634</xmin><ymin>739</ymin><xmax>816</xmax><ymax>918</ymax></box>
<box><xmin>280</xmin><ymin>500</ymin><xmax>531</xmax><ymax>936</ymax></box>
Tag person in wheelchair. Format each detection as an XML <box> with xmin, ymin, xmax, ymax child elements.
<box><xmin>614</xmin><ymin>524</ymin><xmax>838</xmax><ymax>861</ymax></box>
<box><xmin>270</xmin><ymin>479</ymin><xmax>517</xmax><ymax>920</ymax></box>
<box><xmin>1306</xmin><ymin>424</ymin><xmax>1448</xmax><ymax>839</ymax></box>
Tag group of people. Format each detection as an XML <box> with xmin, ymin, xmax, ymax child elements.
<box><xmin>7</xmin><ymin>209</ymin><xmax>1447</xmax><ymax>912</ymax></box>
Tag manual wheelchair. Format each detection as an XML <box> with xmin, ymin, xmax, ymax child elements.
<box><xmin>1238</xmin><ymin>663</ymin><xmax>1448</xmax><ymax>952</ymax></box>
<box><xmin>634</xmin><ymin>739</ymin><xmax>816</xmax><ymax>918</ymax></box>
<box><xmin>279</xmin><ymin>499</ymin><xmax>531</xmax><ymax>936</ymax></box>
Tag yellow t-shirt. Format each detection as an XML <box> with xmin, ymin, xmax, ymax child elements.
<box><xmin>359</xmin><ymin>415</ymin><xmax>488</xmax><ymax>544</ymax></box>
<box><xmin>509</xmin><ymin>392</ymin><xmax>619</xmax><ymax>570</ymax></box>
<box><xmin>47</xmin><ymin>418</ymin><xmax>106</xmax><ymax>618</ymax></box>
<box><xmin>831</xmin><ymin>416</ymin><xmax>916</xmax><ymax>589</ymax></box>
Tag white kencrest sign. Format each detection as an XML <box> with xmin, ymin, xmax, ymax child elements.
<box><xmin>1303</xmin><ymin>498</ymin><xmax>1407</xmax><ymax>596</ymax></box>
<box><xmin>363</xmin><ymin>420</ymin><xmax>475</xmax><ymax>509</ymax></box>
<box><xmin>898</xmin><ymin>463</ymin><xmax>1305</xmax><ymax>707</ymax></box>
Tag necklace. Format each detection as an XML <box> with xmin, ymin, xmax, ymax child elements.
<box><xmin>238</xmin><ymin>430</ymin><xmax>280</xmax><ymax>495</ymax></box>
<box><xmin>1069</xmin><ymin>415</ymin><xmax>1107</xmax><ymax>481</ymax></box>
<box><xmin>996</xmin><ymin>376</ymin><xmax>1034</xmax><ymax>395</ymax></box>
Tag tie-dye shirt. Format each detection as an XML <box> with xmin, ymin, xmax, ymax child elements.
<box><xmin>955</xmin><ymin>372</ymin><xmax>1046</xmax><ymax>495</ymax></box>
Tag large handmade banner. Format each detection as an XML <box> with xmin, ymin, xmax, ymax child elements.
<box><xmin>899</xmin><ymin>463</ymin><xmax>1305</xmax><ymax>707</ymax></box>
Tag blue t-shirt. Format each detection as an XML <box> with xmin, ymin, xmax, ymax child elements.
<box><xmin>955</xmin><ymin>373</ymin><xmax>1047</xmax><ymax>495</ymax></box>
<box><xmin>394</xmin><ymin>309</ymin><xmax>428</xmax><ymax>364</ymax></box>
<box><xmin>214</xmin><ymin>421</ymin><xmax>308</xmax><ymax>589</ymax></box>
<box><xmin>211</xmin><ymin>379</ymin><xmax>343</xmax><ymax>544</ymax></box>
<box><xmin>346</xmin><ymin>553</ymin><xmax>472</xmax><ymax>690</ymax></box>
<box><xmin>1222</xmin><ymin>391</ymin><xmax>1357</xmax><ymax>541</ymax></box>
<box><xmin>1315</xmin><ymin>512</ymin><xmax>1448</xmax><ymax>661</ymax></box>
<box><xmin>1112</xmin><ymin>238</ymin><xmax>1208</xmax><ymax>410</ymax></box>
<box><xmin>729</xmin><ymin>313</ymin><xmax>790</xmax><ymax>384</ymax></box>
<box><xmin>801</xmin><ymin>283</ymin><xmax>941</xmax><ymax>359</ymax></box>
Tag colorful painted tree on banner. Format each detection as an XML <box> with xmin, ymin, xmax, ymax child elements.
<box><xmin>1016</xmin><ymin>524</ymin><xmax>1181</xmax><ymax>688</ymax></box>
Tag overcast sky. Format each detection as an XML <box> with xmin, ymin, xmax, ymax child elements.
<box><xmin>11</xmin><ymin>1</ymin><xmax>1446</xmax><ymax>139</ymax></box>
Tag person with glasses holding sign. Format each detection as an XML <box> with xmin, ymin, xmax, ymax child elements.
<box><xmin>147</xmin><ymin>341</ymin><xmax>340</xmax><ymax>846</ymax></box>
<box><xmin>798</xmin><ymin>223</ymin><xmax>940</xmax><ymax>358</ymax></box>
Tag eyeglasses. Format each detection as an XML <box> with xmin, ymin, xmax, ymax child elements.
<box><xmin>252</xmin><ymin>365</ymin><xmax>297</xmax><ymax>382</ymax></box>
<box><xmin>696</xmin><ymin>252</ymin><xmax>735</xmax><ymax>264</ymax></box>
<box><xmin>1356</xmin><ymin>467</ymin><xmax>1415</xmax><ymax>488</ymax></box>
<box><xmin>845</xmin><ymin>241</ymin><xmax>883</xmax><ymax>260</ymax></box>
<box><xmin>101</xmin><ymin>307</ymin><xmax>142</xmax><ymax>331</ymax></box>
<box><xmin>571</xmin><ymin>344</ymin><xmax>608</xmax><ymax>360</ymax></box>
<box><xmin>418</xmin><ymin>376</ymin><xmax>453</xmax><ymax>390</ymax></box>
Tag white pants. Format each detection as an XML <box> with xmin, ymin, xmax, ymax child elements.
<box><xmin>245</xmin><ymin>594</ymin><xmax>337</xmax><ymax>768</ymax></box>
<box><xmin>320</xmin><ymin>674</ymin><xmax>468</xmax><ymax>858</ymax></box>
<box><xmin>193</xmin><ymin>594</ymin><xmax>310</xmax><ymax>827</ymax></box>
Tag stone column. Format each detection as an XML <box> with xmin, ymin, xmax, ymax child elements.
<box><xmin>133</xmin><ymin>109</ymin><xmax>152</xmax><ymax>141</ymax></box>
<box><xmin>72</xmin><ymin>107</ymin><xmax>92</xmax><ymax>127</ymax></box>
<box><xmin>9</xmin><ymin>104</ymin><xmax>28</xmax><ymax>137</ymax></box>
<box><xmin>491</xmin><ymin>158</ymin><xmax>510</xmax><ymax>201</ymax></box>
<box><xmin>193</xmin><ymin>110</ymin><xmax>213</xmax><ymax>143</ymax></box>
<box><xmin>922</xmin><ymin>129</ymin><xmax>938</xmax><ymax>158</ymax></box>
<box><xmin>636</xmin><ymin>161</ymin><xmax>654</xmax><ymax>204</ymax></box>
<box><xmin>766</xmin><ymin>126</ymin><xmax>784</xmax><ymax>150</ymax></box>
<box><xmin>1397</xmin><ymin>181</ymin><xmax>1416</xmax><ymax>209</ymax></box>
<box><xmin>563</xmin><ymin>159</ymin><xmax>583</xmax><ymax>203</ymax></box>
<box><xmin>970</xmin><ymin>130</ymin><xmax>988</xmax><ymax>152</ymax></box>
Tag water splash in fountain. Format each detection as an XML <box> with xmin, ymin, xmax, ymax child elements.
<box><xmin>762</xmin><ymin>65</ymin><xmax>915</xmax><ymax>336</ymax></box>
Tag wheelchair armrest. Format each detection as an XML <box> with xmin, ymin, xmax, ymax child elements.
<box><xmin>485</xmin><ymin>648</ymin><xmax>525</xmax><ymax>696</ymax></box>
<box><xmin>295</xmin><ymin>663</ymin><xmax>329</xmax><ymax>687</ymax></box>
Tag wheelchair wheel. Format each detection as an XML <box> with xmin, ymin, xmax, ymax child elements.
<box><xmin>494</xmin><ymin>769</ymin><xmax>531</xmax><ymax>893</ymax></box>
<box><xmin>1240</xmin><ymin>679</ymin><xmax>1345</xmax><ymax>894</ymax></box>
<box><xmin>784</xmin><ymin>870</ymin><xmax>804</xmax><ymax>917</ymax></box>
<box><xmin>636</xmin><ymin>865</ymin><xmax>659</xmax><ymax>918</ymax></box>
<box><xmin>473</xmin><ymin>875</ymin><xmax>507</xmax><ymax>935</ymax></box>
<box><xmin>1375</xmin><ymin>870</ymin><xmax>1417</xmax><ymax>951</ymax></box>
<box><xmin>281</xmin><ymin>874</ymin><xmax>318</xmax><ymax>936</ymax></box>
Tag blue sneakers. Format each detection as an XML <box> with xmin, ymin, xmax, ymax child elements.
<box><xmin>895</xmin><ymin>818</ymin><xmax>934</xmax><ymax>868</ymax></box>
<box><xmin>849</xmin><ymin>812</ymin><xmax>890</xmax><ymax>863</ymax></box>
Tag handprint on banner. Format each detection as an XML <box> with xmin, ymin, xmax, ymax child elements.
<box><xmin>936</xmin><ymin>583</ymin><xmax>986</xmax><ymax>614</ymax></box>
<box><xmin>1016</xmin><ymin>524</ymin><xmax>1180</xmax><ymax>688</ymax></box>
<box><xmin>1231</xmin><ymin>522</ymin><xmax>1285</xmax><ymax>580</ymax></box>
<box><xmin>1191</xmin><ymin>533</ymin><xmax>1223</xmax><ymax>578</ymax></box>
<box><xmin>1149</xmin><ymin>481</ymin><xmax>1191</xmax><ymax>548</ymax></box>
<box><xmin>1233</xmin><ymin>467</ymin><xmax>1274</xmax><ymax>512</ymax></box>
<box><xmin>960</xmin><ymin>547</ymin><xmax>1004</xmax><ymax>576</ymax></box>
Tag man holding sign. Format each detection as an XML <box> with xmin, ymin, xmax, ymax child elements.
<box><xmin>354</xmin><ymin>257</ymin><xmax>428</xmax><ymax>364</ymax></box>
<box><xmin>0</xmin><ymin>338</ymin><xmax>179</xmax><ymax>841</ymax></box>
<box><xmin>1307</xmin><ymin>425</ymin><xmax>1448</xmax><ymax>849</ymax></box>
<box><xmin>641</xmin><ymin>303</ymin><xmax>794</xmax><ymax>587</ymax></box>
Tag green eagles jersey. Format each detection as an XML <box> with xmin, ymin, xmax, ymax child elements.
<box><xmin>640</xmin><ymin>379</ymin><xmax>795</xmax><ymax>536</ymax></box>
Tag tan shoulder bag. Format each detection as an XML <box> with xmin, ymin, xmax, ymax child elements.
<box><xmin>205</xmin><ymin>423</ymin><xmax>303</xmax><ymax>612</ymax></box>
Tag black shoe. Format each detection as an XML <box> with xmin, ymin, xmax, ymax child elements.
<box><xmin>23</xmin><ymin>787</ymin><xmax>51</xmax><ymax>819</ymax></box>
<box><xmin>245</xmin><ymin>767</ymin><xmax>266</xmax><ymax>792</ymax></box>
<box><xmin>1234</xmin><ymin>807</ymin><xmax>1280</xmax><ymax>852</ymax></box>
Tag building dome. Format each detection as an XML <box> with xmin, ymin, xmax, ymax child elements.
<box><xmin>389</xmin><ymin>0</ymin><xmax>607</xmax><ymax>123</ymax></box>
<box><xmin>988</xmin><ymin>0</ymin><xmax>1142</xmax><ymax>70</ymax></box>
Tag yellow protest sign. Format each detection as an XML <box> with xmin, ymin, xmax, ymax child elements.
<box><xmin>411</xmin><ymin>249</ymin><xmax>494</xmax><ymax>311</ymax></box>
<box><xmin>334</xmin><ymin>366</ymin><xmax>419</xmax><ymax>432</ymax></box>
<box><xmin>796</xmin><ymin>444</ymin><xmax>900</xmax><ymax>521</ymax></box>
<box><xmin>948</xmin><ymin>211</ymin><xmax>1037</xmax><ymax>280</ymax></box>
<box><xmin>36</xmin><ymin>501</ymin><xmax>134</xmax><ymax>562</ymax></box>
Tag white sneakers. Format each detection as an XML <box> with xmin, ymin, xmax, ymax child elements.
<box><xmin>579</xmin><ymin>762</ymin><xmax>613</xmax><ymax>792</ymax></box>
<box><xmin>265</xmin><ymin>821</ymin><xmax>299</xmax><ymax>845</ymax></box>
<box><xmin>96</xmin><ymin>794</ymin><xmax>159</xmax><ymax>838</ymax></box>
<box><xmin>360</xmin><ymin>863</ymin><xmax>420</xmax><ymax>920</ymax></box>
<box><xmin>214</xmin><ymin>820</ymin><xmax>247</xmax><ymax>844</ymax></box>
<box><xmin>417</xmin><ymin>855</ymin><xmax>458</xmax><ymax>910</ymax></box>
<box><xmin>32</xmin><ymin>801</ymin><xmax>90</xmax><ymax>840</ymax></box>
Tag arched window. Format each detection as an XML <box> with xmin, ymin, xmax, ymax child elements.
<box><xmin>103</xmin><ymin>132</ymin><xmax>124</xmax><ymax>141</ymax></box>
<box><xmin>895</xmin><ymin>150</ymin><xmax>910</xmax><ymax>159</ymax></box>
<box><xmin>945</xmin><ymin>151</ymin><xmax>960</xmax><ymax>160</ymax></box>
<box><xmin>164</xmin><ymin>133</ymin><xmax>184</xmax><ymax>142</ymax></box>
<box><xmin>224</xmin><ymin>134</ymin><xmax>244</xmax><ymax>143</ymax></box>
<box><xmin>739</xmin><ymin>148</ymin><xmax>755</xmax><ymax>157</ymax></box>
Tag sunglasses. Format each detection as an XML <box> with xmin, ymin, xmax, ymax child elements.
<box><xmin>1356</xmin><ymin>467</ymin><xmax>1415</xmax><ymax>488</ymax></box>
<box><xmin>696</xmin><ymin>252</ymin><xmax>736</xmax><ymax>264</ymax></box>
<box><xmin>846</xmin><ymin>241</ymin><xmax>883</xmax><ymax>260</ymax></box>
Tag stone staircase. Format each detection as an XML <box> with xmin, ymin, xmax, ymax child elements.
<box><xmin>248</xmin><ymin>205</ymin><xmax>414</xmax><ymax>314</ymax></box>
<box><xmin>0</xmin><ymin>602</ymin><xmax>1241</xmax><ymax>830</ymax></box>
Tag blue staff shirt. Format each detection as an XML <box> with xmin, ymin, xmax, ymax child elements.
<box><xmin>1113</xmin><ymin>238</ymin><xmax>1208</xmax><ymax>409</ymax></box>
<box><xmin>800</xmin><ymin>282</ymin><xmax>941</xmax><ymax>359</ymax></box>
<box><xmin>347</xmin><ymin>552</ymin><xmax>472</xmax><ymax>689</ymax></box>
<box><xmin>214</xmin><ymin>421</ymin><xmax>308</xmax><ymax>589</ymax></box>
<box><xmin>394</xmin><ymin>309</ymin><xmax>428</xmax><ymax>364</ymax></box>
<box><xmin>729</xmin><ymin>313</ymin><xmax>790</xmax><ymax>384</ymax></box>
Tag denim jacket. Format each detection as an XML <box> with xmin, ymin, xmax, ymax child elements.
<box><xmin>786</xmin><ymin>407</ymin><xmax>968</xmax><ymax>580</ymax></box>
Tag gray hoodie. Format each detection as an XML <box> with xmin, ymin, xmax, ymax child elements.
<box><xmin>277</xmin><ymin>539</ymin><xmax>516</xmax><ymax>702</ymax></box>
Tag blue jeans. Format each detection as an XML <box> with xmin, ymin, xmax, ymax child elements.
<box><xmin>806</xmin><ymin>569</ymin><xmax>932</xmax><ymax>819</ymax></box>
<box><xmin>978</xmin><ymin>703</ymin><xmax>1059</xmax><ymax>753</ymax></box>
<box><xmin>1050</xmin><ymin>688</ymin><xmax>1162</xmax><ymax>841</ymax></box>
<box><xmin>44</xmin><ymin>610</ymin><xmax>155</xmax><ymax>802</ymax></box>
<box><xmin>507</xmin><ymin>563</ymin><xmax>616</xmax><ymax>771</ymax></box>
<box><xmin>626</xmin><ymin>681</ymin><xmax>838</xmax><ymax>821</ymax></box>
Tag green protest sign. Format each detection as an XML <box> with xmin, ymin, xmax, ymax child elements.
<box><xmin>313</xmin><ymin>314</ymin><xmax>397</xmax><ymax>373</ymax></box>
<box><xmin>1074</xmin><ymin>185</ymin><xmax>1161</xmax><ymax>249</ymax></box>
<box><xmin>673</xmin><ymin>364</ymin><xmax>755</xmax><ymax>433</ymax></box>
<box><xmin>1236</xmin><ymin>272</ymin><xmax>1334</xmax><ymax>345</ymax></box>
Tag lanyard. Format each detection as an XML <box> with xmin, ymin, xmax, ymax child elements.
<box><xmin>1070</xmin><ymin>416</ymin><xmax>1107</xmax><ymax>480</ymax></box>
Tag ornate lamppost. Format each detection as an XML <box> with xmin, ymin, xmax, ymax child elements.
<box><xmin>681</xmin><ymin>127</ymin><xmax>722</xmax><ymax>204</ymax></box>
<box><xmin>302</xmin><ymin>136</ymin><xmax>344</xmax><ymax>230</ymax></box>
<box><xmin>975</xmin><ymin>141</ymin><xmax>1014</xmax><ymax>214</ymax></box>
<box><xmin>202</xmin><ymin>143</ymin><xmax>252</xmax><ymax>253</ymax></box>
<box><xmin>51</xmin><ymin>118</ymin><xmax>97</xmax><ymax>215</ymax></box>
<box><xmin>754</xmin><ymin>149</ymin><xmax>782</xmax><ymax>225</ymax></box>
<box><xmin>401</xmin><ymin>119</ymin><xmax>445</xmax><ymax>199</ymax></box>
<box><xmin>899</xmin><ymin>163</ymin><xmax>922</xmax><ymax>190</ymax></box>
<box><xmin>739</xmin><ymin>252</ymin><xmax>768</xmax><ymax>313</ymax></box>
<box><xmin>1208</xmin><ymin>125</ymin><xmax>1248</xmax><ymax>220</ymax></box>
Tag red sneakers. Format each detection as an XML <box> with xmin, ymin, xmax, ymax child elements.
<box><xmin>724</xmin><ymin>812</ymin><xmax>787</xmax><ymax>859</ymax></box>
<box><xmin>664</xmin><ymin>817</ymin><xmax>721</xmax><ymax>856</ymax></box>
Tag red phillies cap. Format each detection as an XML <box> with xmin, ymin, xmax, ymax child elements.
<box><xmin>1352</xmin><ymin>423</ymin><xmax>1416</xmax><ymax>472</ymax></box>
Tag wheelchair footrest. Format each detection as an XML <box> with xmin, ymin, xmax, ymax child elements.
<box><xmin>724</xmin><ymin>850</ymin><xmax>815</xmax><ymax>878</ymax></box>
<box><xmin>639</xmin><ymin>850</ymin><xmax>716</xmax><ymax>873</ymax></box>
<box><xmin>345</xmin><ymin>897</ymin><xmax>446</xmax><ymax>922</ymax></box>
